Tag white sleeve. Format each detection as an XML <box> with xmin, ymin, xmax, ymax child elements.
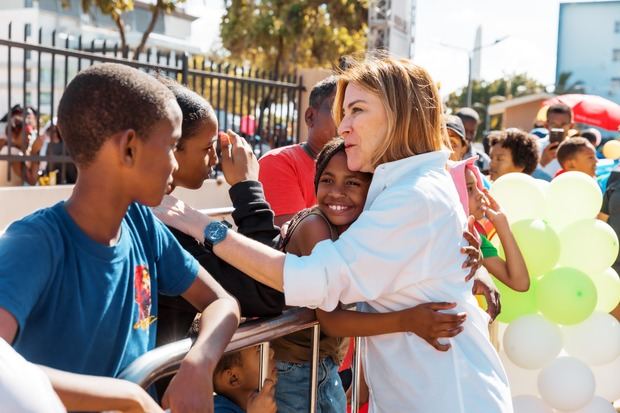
<box><xmin>283</xmin><ymin>185</ymin><xmax>436</xmax><ymax>311</ymax></box>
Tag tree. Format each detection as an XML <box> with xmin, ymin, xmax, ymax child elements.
<box><xmin>220</xmin><ymin>0</ymin><xmax>369</xmax><ymax>75</ymax></box>
<box><xmin>62</xmin><ymin>0</ymin><xmax>186</xmax><ymax>59</ymax></box>
<box><xmin>554</xmin><ymin>71</ymin><xmax>585</xmax><ymax>95</ymax></box>
<box><xmin>445</xmin><ymin>73</ymin><xmax>546</xmax><ymax>140</ymax></box>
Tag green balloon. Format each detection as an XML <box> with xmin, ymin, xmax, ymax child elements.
<box><xmin>546</xmin><ymin>171</ymin><xmax>602</xmax><ymax>231</ymax></box>
<box><xmin>495</xmin><ymin>276</ymin><xmax>539</xmax><ymax>323</ymax></box>
<box><xmin>489</xmin><ymin>173</ymin><xmax>546</xmax><ymax>223</ymax></box>
<box><xmin>559</xmin><ymin>219</ymin><xmax>620</xmax><ymax>276</ymax></box>
<box><xmin>501</xmin><ymin>219</ymin><xmax>561</xmax><ymax>277</ymax></box>
<box><xmin>536</xmin><ymin>267</ymin><xmax>597</xmax><ymax>325</ymax></box>
<box><xmin>592</xmin><ymin>267</ymin><xmax>620</xmax><ymax>313</ymax></box>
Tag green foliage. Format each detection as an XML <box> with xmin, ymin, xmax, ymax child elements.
<box><xmin>445</xmin><ymin>73</ymin><xmax>546</xmax><ymax>140</ymax></box>
<box><xmin>63</xmin><ymin>0</ymin><xmax>186</xmax><ymax>58</ymax></box>
<box><xmin>220</xmin><ymin>0</ymin><xmax>368</xmax><ymax>74</ymax></box>
<box><xmin>554</xmin><ymin>71</ymin><xmax>585</xmax><ymax>95</ymax></box>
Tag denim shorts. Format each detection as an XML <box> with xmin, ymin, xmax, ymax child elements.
<box><xmin>275</xmin><ymin>357</ymin><xmax>346</xmax><ymax>413</ymax></box>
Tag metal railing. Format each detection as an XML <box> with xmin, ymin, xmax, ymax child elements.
<box><xmin>0</xmin><ymin>23</ymin><xmax>304</xmax><ymax>184</ymax></box>
<box><xmin>118</xmin><ymin>307</ymin><xmax>364</xmax><ymax>413</ymax></box>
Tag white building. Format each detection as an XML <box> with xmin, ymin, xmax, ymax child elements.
<box><xmin>0</xmin><ymin>0</ymin><xmax>201</xmax><ymax>116</ymax></box>
<box><xmin>368</xmin><ymin>0</ymin><xmax>417</xmax><ymax>59</ymax></box>
<box><xmin>556</xmin><ymin>1</ymin><xmax>620</xmax><ymax>104</ymax></box>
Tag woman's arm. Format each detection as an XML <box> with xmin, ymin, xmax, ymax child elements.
<box><xmin>317</xmin><ymin>303</ymin><xmax>466</xmax><ymax>351</ymax></box>
<box><xmin>482</xmin><ymin>190</ymin><xmax>529</xmax><ymax>292</ymax></box>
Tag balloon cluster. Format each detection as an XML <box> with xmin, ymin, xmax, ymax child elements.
<box><xmin>489</xmin><ymin>172</ymin><xmax>620</xmax><ymax>412</ymax></box>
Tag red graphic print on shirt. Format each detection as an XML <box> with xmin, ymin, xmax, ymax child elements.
<box><xmin>133</xmin><ymin>265</ymin><xmax>157</xmax><ymax>330</ymax></box>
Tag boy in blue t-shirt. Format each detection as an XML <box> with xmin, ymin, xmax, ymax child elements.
<box><xmin>0</xmin><ymin>63</ymin><xmax>240</xmax><ymax>412</ymax></box>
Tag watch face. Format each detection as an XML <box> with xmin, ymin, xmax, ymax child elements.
<box><xmin>206</xmin><ymin>222</ymin><xmax>227</xmax><ymax>243</ymax></box>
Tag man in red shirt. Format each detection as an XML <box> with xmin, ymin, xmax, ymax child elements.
<box><xmin>259</xmin><ymin>76</ymin><xmax>337</xmax><ymax>226</ymax></box>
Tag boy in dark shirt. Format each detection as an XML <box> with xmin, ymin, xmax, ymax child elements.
<box><xmin>0</xmin><ymin>63</ymin><xmax>240</xmax><ymax>412</ymax></box>
<box><xmin>155</xmin><ymin>78</ymin><xmax>284</xmax><ymax>348</ymax></box>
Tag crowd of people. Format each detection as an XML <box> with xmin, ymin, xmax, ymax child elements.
<box><xmin>0</xmin><ymin>52</ymin><xmax>618</xmax><ymax>413</ymax></box>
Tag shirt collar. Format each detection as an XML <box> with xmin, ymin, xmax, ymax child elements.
<box><xmin>366</xmin><ymin>150</ymin><xmax>450</xmax><ymax>207</ymax></box>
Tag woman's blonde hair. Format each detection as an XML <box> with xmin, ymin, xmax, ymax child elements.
<box><xmin>333</xmin><ymin>54</ymin><xmax>446</xmax><ymax>167</ymax></box>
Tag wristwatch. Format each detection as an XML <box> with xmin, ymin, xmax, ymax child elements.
<box><xmin>203</xmin><ymin>220</ymin><xmax>230</xmax><ymax>248</ymax></box>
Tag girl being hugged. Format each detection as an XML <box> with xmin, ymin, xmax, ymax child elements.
<box><xmin>156</xmin><ymin>55</ymin><xmax>512</xmax><ymax>412</ymax></box>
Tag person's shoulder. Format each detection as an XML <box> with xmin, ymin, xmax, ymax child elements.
<box><xmin>259</xmin><ymin>144</ymin><xmax>303</xmax><ymax>162</ymax></box>
<box><xmin>4</xmin><ymin>203</ymin><xmax>64</xmax><ymax>237</ymax></box>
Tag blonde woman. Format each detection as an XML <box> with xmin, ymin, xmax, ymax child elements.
<box><xmin>156</xmin><ymin>55</ymin><xmax>512</xmax><ymax>412</ymax></box>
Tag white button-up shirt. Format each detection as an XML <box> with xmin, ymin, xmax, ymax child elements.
<box><xmin>284</xmin><ymin>151</ymin><xmax>512</xmax><ymax>412</ymax></box>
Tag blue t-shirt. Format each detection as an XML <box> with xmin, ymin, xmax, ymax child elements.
<box><xmin>214</xmin><ymin>395</ymin><xmax>245</xmax><ymax>413</ymax></box>
<box><xmin>0</xmin><ymin>201</ymin><xmax>198</xmax><ymax>377</ymax></box>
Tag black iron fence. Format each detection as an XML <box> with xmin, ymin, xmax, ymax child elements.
<box><xmin>0</xmin><ymin>23</ymin><xmax>304</xmax><ymax>185</ymax></box>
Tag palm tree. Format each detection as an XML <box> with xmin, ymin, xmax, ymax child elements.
<box><xmin>554</xmin><ymin>71</ymin><xmax>586</xmax><ymax>95</ymax></box>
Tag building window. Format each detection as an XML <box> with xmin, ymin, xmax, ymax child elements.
<box><xmin>614</xmin><ymin>49</ymin><xmax>620</xmax><ymax>62</ymax></box>
<box><xmin>616</xmin><ymin>21</ymin><xmax>620</xmax><ymax>33</ymax></box>
<box><xmin>25</xmin><ymin>23</ymin><xmax>31</xmax><ymax>38</ymax></box>
<box><xmin>612</xmin><ymin>78</ymin><xmax>620</xmax><ymax>92</ymax></box>
<box><xmin>24</xmin><ymin>0</ymin><xmax>33</xmax><ymax>7</ymax></box>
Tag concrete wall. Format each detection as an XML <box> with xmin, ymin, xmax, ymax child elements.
<box><xmin>0</xmin><ymin>178</ymin><xmax>232</xmax><ymax>230</ymax></box>
<box><xmin>297</xmin><ymin>68</ymin><xmax>333</xmax><ymax>142</ymax></box>
<box><xmin>503</xmin><ymin>99</ymin><xmax>547</xmax><ymax>131</ymax></box>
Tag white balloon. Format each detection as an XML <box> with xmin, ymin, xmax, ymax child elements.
<box><xmin>499</xmin><ymin>351</ymin><xmax>541</xmax><ymax>396</ymax></box>
<box><xmin>591</xmin><ymin>268</ymin><xmax>620</xmax><ymax>313</ymax></box>
<box><xmin>591</xmin><ymin>355</ymin><xmax>620</xmax><ymax>402</ymax></box>
<box><xmin>538</xmin><ymin>357</ymin><xmax>595</xmax><ymax>411</ymax></box>
<box><xmin>504</xmin><ymin>314</ymin><xmax>563</xmax><ymax>369</ymax></box>
<box><xmin>564</xmin><ymin>396</ymin><xmax>616</xmax><ymax>413</ymax></box>
<box><xmin>512</xmin><ymin>395</ymin><xmax>553</xmax><ymax>413</ymax></box>
<box><xmin>563</xmin><ymin>312</ymin><xmax>620</xmax><ymax>365</ymax></box>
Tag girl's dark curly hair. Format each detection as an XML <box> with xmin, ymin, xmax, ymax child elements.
<box><xmin>489</xmin><ymin>128</ymin><xmax>540</xmax><ymax>175</ymax></box>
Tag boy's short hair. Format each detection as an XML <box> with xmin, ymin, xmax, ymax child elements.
<box><xmin>547</xmin><ymin>103</ymin><xmax>573</xmax><ymax>121</ymax></box>
<box><xmin>156</xmin><ymin>75</ymin><xmax>217</xmax><ymax>151</ymax></box>
<box><xmin>557</xmin><ymin>137</ymin><xmax>595</xmax><ymax>166</ymax></box>
<box><xmin>309</xmin><ymin>76</ymin><xmax>337</xmax><ymax>109</ymax></box>
<box><xmin>57</xmin><ymin>63</ymin><xmax>175</xmax><ymax>165</ymax></box>
<box><xmin>489</xmin><ymin>128</ymin><xmax>539</xmax><ymax>174</ymax></box>
<box><xmin>214</xmin><ymin>351</ymin><xmax>243</xmax><ymax>376</ymax></box>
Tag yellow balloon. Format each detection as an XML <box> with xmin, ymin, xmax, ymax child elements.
<box><xmin>603</xmin><ymin>140</ymin><xmax>620</xmax><ymax>160</ymax></box>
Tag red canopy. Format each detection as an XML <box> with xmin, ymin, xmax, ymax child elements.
<box><xmin>543</xmin><ymin>94</ymin><xmax>620</xmax><ymax>131</ymax></box>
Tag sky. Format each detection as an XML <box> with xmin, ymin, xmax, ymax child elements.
<box><xmin>185</xmin><ymin>0</ymin><xmax>610</xmax><ymax>97</ymax></box>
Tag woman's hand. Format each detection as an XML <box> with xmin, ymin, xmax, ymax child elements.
<box><xmin>219</xmin><ymin>130</ymin><xmax>259</xmax><ymax>186</ymax></box>
<box><xmin>152</xmin><ymin>195</ymin><xmax>213</xmax><ymax>242</ymax></box>
<box><xmin>397</xmin><ymin>302</ymin><xmax>466</xmax><ymax>351</ymax></box>
<box><xmin>462</xmin><ymin>216</ymin><xmax>483</xmax><ymax>281</ymax></box>
<box><xmin>471</xmin><ymin>269</ymin><xmax>501</xmax><ymax>321</ymax></box>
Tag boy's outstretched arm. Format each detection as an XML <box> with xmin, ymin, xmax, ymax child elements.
<box><xmin>0</xmin><ymin>308</ymin><xmax>163</xmax><ymax>413</ymax></box>
<box><xmin>162</xmin><ymin>266</ymin><xmax>240</xmax><ymax>413</ymax></box>
<box><xmin>482</xmin><ymin>190</ymin><xmax>530</xmax><ymax>292</ymax></box>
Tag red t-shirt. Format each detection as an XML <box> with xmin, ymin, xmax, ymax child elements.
<box><xmin>258</xmin><ymin>144</ymin><xmax>317</xmax><ymax>217</ymax></box>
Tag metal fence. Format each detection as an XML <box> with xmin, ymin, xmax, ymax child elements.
<box><xmin>119</xmin><ymin>307</ymin><xmax>365</xmax><ymax>413</ymax></box>
<box><xmin>0</xmin><ymin>23</ymin><xmax>304</xmax><ymax>184</ymax></box>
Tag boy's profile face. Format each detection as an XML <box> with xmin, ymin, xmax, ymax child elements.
<box><xmin>130</xmin><ymin>99</ymin><xmax>183</xmax><ymax>206</ymax></box>
<box><xmin>216</xmin><ymin>346</ymin><xmax>275</xmax><ymax>394</ymax></box>
<box><xmin>173</xmin><ymin>119</ymin><xmax>218</xmax><ymax>190</ymax></box>
<box><xmin>566</xmin><ymin>146</ymin><xmax>597</xmax><ymax>177</ymax></box>
<box><xmin>489</xmin><ymin>144</ymin><xmax>524</xmax><ymax>181</ymax></box>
